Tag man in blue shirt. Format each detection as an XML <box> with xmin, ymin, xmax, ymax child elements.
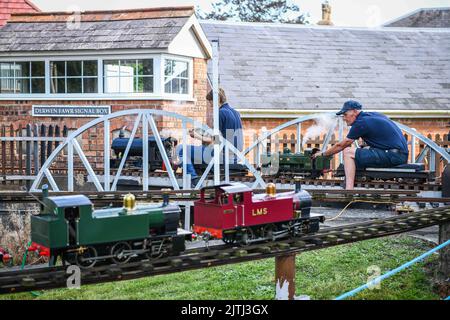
<box><xmin>312</xmin><ymin>100</ymin><xmax>408</xmax><ymax>190</ymax></box>
<box><xmin>177</xmin><ymin>88</ymin><xmax>243</xmax><ymax>186</ymax></box>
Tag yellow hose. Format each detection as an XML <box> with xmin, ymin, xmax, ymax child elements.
<box><xmin>326</xmin><ymin>200</ymin><xmax>397</xmax><ymax>222</ymax></box>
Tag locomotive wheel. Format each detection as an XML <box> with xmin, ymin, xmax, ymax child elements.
<box><xmin>240</xmin><ymin>228</ymin><xmax>256</xmax><ymax>246</ymax></box>
<box><xmin>75</xmin><ymin>246</ymin><xmax>98</xmax><ymax>268</ymax></box>
<box><xmin>145</xmin><ymin>241</ymin><xmax>166</xmax><ymax>260</ymax></box>
<box><xmin>263</xmin><ymin>224</ymin><xmax>278</xmax><ymax>241</ymax></box>
<box><xmin>222</xmin><ymin>233</ymin><xmax>237</xmax><ymax>245</ymax></box>
<box><xmin>111</xmin><ymin>242</ymin><xmax>132</xmax><ymax>264</ymax></box>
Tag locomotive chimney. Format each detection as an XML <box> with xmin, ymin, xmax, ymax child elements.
<box><xmin>123</xmin><ymin>193</ymin><xmax>136</xmax><ymax>211</ymax></box>
<box><xmin>266</xmin><ymin>183</ymin><xmax>276</xmax><ymax>197</ymax></box>
<box><xmin>41</xmin><ymin>184</ymin><xmax>49</xmax><ymax>199</ymax></box>
<box><xmin>294</xmin><ymin>177</ymin><xmax>302</xmax><ymax>192</ymax></box>
<box><xmin>161</xmin><ymin>188</ymin><xmax>171</xmax><ymax>206</ymax></box>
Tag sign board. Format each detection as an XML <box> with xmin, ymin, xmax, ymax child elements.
<box><xmin>32</xmin><ymin>105</ymin><xmax>111</xmax><ymax>117</ymax></box>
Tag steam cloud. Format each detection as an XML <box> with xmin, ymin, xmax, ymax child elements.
<box><xmin>302</xmin><ymin>114</ymin><xmax>337</xmax><ymax>148</ymax></box>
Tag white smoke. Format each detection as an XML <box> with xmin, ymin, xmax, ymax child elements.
<box><xmin>302</xmin><ymin>114</ymin><xmax>336</xmax><ymax>148</ymax></box>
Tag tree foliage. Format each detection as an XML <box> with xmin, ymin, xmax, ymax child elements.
<box><xmin>197</xmin><ymin>0</ymin><xmax>308</xmax><ymax>24</ymax></box>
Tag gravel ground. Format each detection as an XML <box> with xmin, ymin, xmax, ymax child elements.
<box><xmin>315</xmin><ymin>205</ymin><xmax>439</xmax><ymax>244</ymax></box>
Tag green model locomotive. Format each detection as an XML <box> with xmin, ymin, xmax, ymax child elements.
<box><xmin>30</xmin><ymin>189</ymin><xmax>191</xmax><ymax>268</ymax></box>
<box><xmin>261</xmin><ymin>148</ymin><xmax>332</xmax><ymax>178</ymax></box>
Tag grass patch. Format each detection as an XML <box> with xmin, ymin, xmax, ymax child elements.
<box><xmin>0</xmin><ymin>235</ymin><xmax>441</xmax><ymax>300</ymax></box>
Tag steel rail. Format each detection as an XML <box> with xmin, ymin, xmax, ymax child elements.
<box><xmin>1</xmin><ymin>206</ymin><xmax>449</xmax><ymax>294</ymax></box>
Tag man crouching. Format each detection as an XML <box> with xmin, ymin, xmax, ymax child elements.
<box><xmin>312</xmin><ymin>100</ymin><xmax>409</xmax><ymax>190</ymax></box>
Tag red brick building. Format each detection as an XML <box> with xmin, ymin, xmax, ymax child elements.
<box><xmin>0</xmin><ymin>5</ymin><xmax>212</xmax><ymax>147</ymax></box>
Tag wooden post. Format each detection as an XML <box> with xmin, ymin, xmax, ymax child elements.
<box><xmin>275</xmin><ymin>254</ymin><xmax>296</xmax><ymax>300</ymax></box>
<box><xmin>40</xmin><ymin>124</ymin><xmax>46</xmax><ymax>167</ymax></box>
<box><xmin>1</xmin><ymin>125</ymin><xmax>5</xmax><ymax>184</ymax></box>
<box><xmin>26</xmin><ymin>124</ymin><xmax>31</xmax><ymax>190</ymax></box>
<box><xmin>439</xmin><ymin>222</ymin><xmax>449</xmax><ymax>278</ymax></box>
<box><xmin>18</xmin><ymin>124</ymin><xmax>23</xmax><ymax>182</ymax></box>
<box><xmin>9</xmin><ymin>125</ymin><xmax>14</xmax><ymax>178</ymax></box>
<box><xmin>33</xmin><ymin>124</ymin><xmax>38</xmax><ymax>175</ymax></box>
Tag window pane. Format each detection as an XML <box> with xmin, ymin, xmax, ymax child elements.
<box><xmin>83</xmin><ymin>61</ymin><xmax>97</xmax><ymax>77</ymax></box>
<box><xmin>0</xmin><ymin>62</ymin><xmax>13</xmax><ymax>78</ymax></box>
<box><xmin>67</xmin><ymin>77</ymin><xmax>82</xmax><ymax>93</ymax></box>
<box><xmin>104</xmin><ymin>60</ymin><xmax>120</xmax><ymax>76</ymax></box>
<box><xmin>137</xmin><ymin>59</ymin><xmax>153</xmax><ymax>76</ymax></box>
<box><xmin>1</xmin><ymin>78</ymin><xmax>14</xmax><ymax>93</ymax></box>
<box><xmin>164</xmin><ymin>78</ymin><xmax>171</xmax><ymax>93</ymax></box>
<box><xmin>104</xmin><ymin>76</ymin><xmax>120</xmax><ymax>93</ymax></box>
<box><xmin>104</xmin><ymin>59</ymin><xmax>154</xmax><ymax>94</ymax></box>
<box><xmin>120</xmin><ymin>60</ymin><xmax>136</xmax><ymax>77</ymax></box>
<box><xmin>171</xmin><ymin>78</ymin><xmax>180</xmax><ymax>94</ymax></box>
<box><xmin>174</xmin><ymin>61</ymin><xmax>188</xmax><ymax>78</ymax></box>
<box><xmin>83</xmin><ymin>78</ymin><xmax>98</xmax><ymax>93</ymax></box>
<box><xmin>15</xmin><ymin>62</ymin><xmax>30</xmax><ymax>77</ymax></box>
<box><xmin>51</xmin><ymin>61</ymin><xmax>65</xmax><ymax>77</ymax></box>
<box><xmin>31</xmin><ymin>61</ymin><xmax>45</xmax><ymax>77</ymax></box>
<box><xmin>136</xmin><ymin>76</ymin><xmax>153</xmax><ymax>93</ymax></box>
<box><xmin>103</xmin><ymin>60</ymin><xmax>120</xmax><ymax>93</ymax></box>
<box><xmin>180</xmin><ymin>78</ymin><xmax>188</xmax><ymax>94</ymax></box>
<box><xmin>51</xmin><ymin>78</ymin><xmax>65</xmax><ymax>93</ymax></box>
<box><xmin>66</xmin><ymin>61</ymin><xmax>82</xmax><ymax>77</ymax></box>
<box><xmin>15</xmin><ymin>78</ymin><xmax>30</xmax><ymax>93</ymax></box>
<box><xmin>119</xmin><ymin>77</ymin><xmax>134</xmax><ymax>93</ymax></box>
<box><xmin>164</xmin><ymin>60</ymin><xmax>173</xmax><ymax>76</ymax></box>
<box><xmin>31</xmin><ymin>78</ymin><xmax>45</xmax><ymax>93</ymax></box>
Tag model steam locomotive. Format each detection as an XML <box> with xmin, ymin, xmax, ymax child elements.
<box><xmin>30</xmin><ymin>189</ymin><xmax>191</xmax><ymax>268</ymax></box>
<box><xmin>110</xmin><ymin>136</ymin><xmax>177</xmax><ymax>171</ymax></box>
<box><xmin>193</xmin><ymin>182</ymin><xmax>324</xmax><ymax>245</ymax></box>
<box><xmin>261</xmin><ymin>148</ymin><xmax>332</xmax><ymax>178</ymax></box>
<box><xmin>27</xmin><ymin>181</ymin><xmax>320</xmax><ymax>268</ymax></box>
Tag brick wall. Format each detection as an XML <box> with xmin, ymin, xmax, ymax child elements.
<box><xmin>0</xmin><ymin>58</ymin><xmax>209</xmax><ymax>160</ymax></box>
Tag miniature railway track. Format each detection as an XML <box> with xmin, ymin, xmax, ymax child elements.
<box><xmin>144</xmin><ymin>170</ymin><xmax>443</xmax><ymax>191</ymax></box>
<box><xmin>0</xmin><ymin>188</ymin><xmax>448</xmax><ymax>206</ymax></box>
<box><xmin>0</xmin><ymin>167</ymin><xmax>442</xmax><ymax>192</ymax></box>
<box><xmin>0</xmin><ymin>188</ymin><xmax>448</xmax><ymax>207</ymax></box>
<box><xmin>1</xmin><ymin>206</ymin><xmax>449</xmax><ymax>294</ymax></box>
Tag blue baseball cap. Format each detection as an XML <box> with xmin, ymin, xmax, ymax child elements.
<box><xmin>336</xmin><ymin>100</ymin><xmax>362</xmax><ymax>115</ymax></box>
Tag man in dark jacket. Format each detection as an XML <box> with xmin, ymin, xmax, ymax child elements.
<box><xmin>177</xmin><ymin>88</ymin><xmax>243</xmax><ymax>185</ymax></box>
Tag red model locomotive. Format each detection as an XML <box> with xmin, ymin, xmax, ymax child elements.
<box><xmin>193</xmin><ymin>182</ymin><xmax>324</xmax><ymax>245</ymax></box>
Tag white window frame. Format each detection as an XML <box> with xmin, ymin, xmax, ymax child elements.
<box><xmin>49</xmin><ymin>59</ymin><xmax>99</xmax><ymax>94</ymax></box>
<box><xmin>102</xmin><ymin>58</ymin><xmax>155</xmax><ymax>95</ymax></box>
<box><xmin>0</xmin><ymin>60</ymin><xmax>46</xmax><ymax>94</ymax></box>
<box><xmin>0</xmin><ymin>53</ymin><xmax>194</xmax><ymax>101</ymax></box>
<box><xmin>162</xmin><ymin>54</ymin><xmax>193</xmax><ymax>99</ymax></box>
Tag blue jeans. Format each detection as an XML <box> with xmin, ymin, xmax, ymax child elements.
<box><xmin>177</xmin><ymin>145</ymin><xmax>213</xmax><ymax>178</ymax></box>
<box><xmin>177</xmin><ymin>144</ymin><xmax>239</xmax><ymax>178</ymax></box>
<box><xmin>355</xmin><ymin>148</ymin><xmax>408</xmax><ymax>169</ymax></box>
